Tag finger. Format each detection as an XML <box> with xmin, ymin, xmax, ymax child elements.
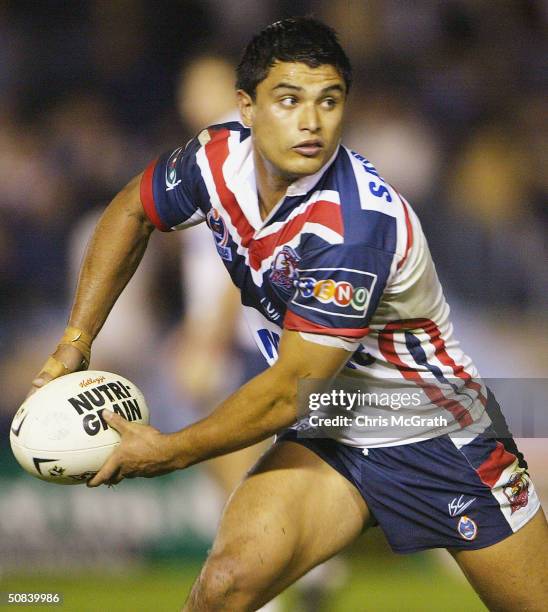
<box><xmin>31</xmin><ymin>371</ymin><xmax>53</xmax><ymax>387</ymax></box>
<box><xmin>107</xmin><ymin>468</ymin><xmax>125</xmax><ymax>486</ymax></box>
<box><xmin>27</xmin><ymin>372</ymin><xmax>55</xmax><ymax>398</ymax></box>
<box><xmin>27</xmin><ymin>355</ymin><xmax>69</xmax><ymax>398</ymax></box>
<box><xmin>101</xmin><ymin>410</ymin><xmax>130</xmax><ymax>434</ymax></box>
<box><xmin>87</xmin><ymin>453</ymin><xmax>122</xmax><ymax>488</ymax></box>
<box><xmin>111</xmin><ymin>472</ymin><xmax>126</xmax><ymax>484</ymax></box>
<box><xmin>27</xmin><ymin>373</ymin><xmax>54</xmax><ymax>398</ymax></box>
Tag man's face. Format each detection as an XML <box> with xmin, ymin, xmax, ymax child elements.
<box><xmin>238</xmin><ymin>61</ymin><xmax>346</xmax><ymax>182</ymax></box>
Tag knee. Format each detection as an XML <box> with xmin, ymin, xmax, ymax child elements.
<box><xmin>186</xmin><ymin>552</ymin><xmax>268</xmax><ymax>611</ymax></box>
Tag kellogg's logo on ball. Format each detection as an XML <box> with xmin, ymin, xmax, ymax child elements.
<box><xmin>291</xmin><ymin>267</ymin><xmax>377</xmax><ymax>318</ymax></box>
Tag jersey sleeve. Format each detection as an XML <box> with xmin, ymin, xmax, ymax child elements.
<box><xmin>283</xmin><ymin>242</ymin><xmax>394</xmax><ymax>340</ymax></box>
<box><xmin>140</xmin><ymin>137</ymin><xmax>205</xmax><ymax>231</ymax></box>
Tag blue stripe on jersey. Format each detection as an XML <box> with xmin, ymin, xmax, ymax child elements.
<box><xmin>405</xmin><ymin>332</ymin><xmax>476</xmax><ymax>402</ymax></box>
<box><xmin>208</xmin><ymin>121</ymin><xmax>250</xmax><ymax>142</ymax></box>
<box><xmin>405</xmin><ymin>331</ymin><xmax>450</xmax><ymax>386</ymax></box>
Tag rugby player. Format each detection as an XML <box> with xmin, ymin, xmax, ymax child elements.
<box><xmin>30</xmin><ymin>18</ymin><xmax>547</xmax><ymax>611</ymax></box>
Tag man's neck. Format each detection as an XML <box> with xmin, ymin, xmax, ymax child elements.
<box><xmin>253</xmin><ymin>148</ymin><xmax>293</xmax><ymax>221</ymax></box>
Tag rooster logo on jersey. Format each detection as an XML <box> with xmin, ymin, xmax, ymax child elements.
<box><xmin>269</xmin><ymin>246</ymin><xmax>300</xmax><ymax>299</ymax></box>
<box><xmin>503</xmin><ymin>470</ymin><xmax>530</xmax><ymax>514</ymax></box>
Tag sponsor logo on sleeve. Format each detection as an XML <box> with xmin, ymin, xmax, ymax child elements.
<box><xmin>165</xmin><ymin>147</ymin><xmax>183</xmax><ymax>191</ymax></box>
<box><xmin>291</xmin><ymin>267</ymin><xmax>377</xmax><ymax>319</ymax></box>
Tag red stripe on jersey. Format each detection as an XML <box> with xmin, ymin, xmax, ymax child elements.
<box><xmin>204</xmin><ymin>128</ymin><xmax>344</xmax><ymax>271</ymax></box>
<box><xmin>476</xmin><ymin>441</ymin><xmax>516</xmax><ymax>488</ymax></box>
<box><xmin>140</xmin><ymin>159</ymin><xmax>170</xmax><ymax>231</ymax></box>
<box><xmin>284</xmin><ymin>310</ymin><xmax>370</xmax><ymax>339</ymax></box>
<box><xmin>249</xmin><ymin>200</ymin><xmax>343</xmax><ymax>270</ymax></box>
<box><xmin>378</xmin><ymin>319</ymin><xmax>473</xmax><ymax>426</ymax></box>
<box><xmin>396</xmin><ymin>194</ymin><xmax>413</xmax><ymax>271</ymax></box>
<box><xmin>204</xmin><ymin>128</ymin><xmax>254</xmax><ymax>245</ymax></box>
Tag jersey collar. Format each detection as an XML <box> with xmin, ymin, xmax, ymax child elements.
<box><xmin>225</xmin><ymin>131</ymin><xmax>340</xmax><ymax>231</ymax></box>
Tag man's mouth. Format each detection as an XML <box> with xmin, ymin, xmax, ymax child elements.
<box><xmin>292</xmin><ymin>140</ymin><xmax>324</xmax><ymax>157</ymax></box>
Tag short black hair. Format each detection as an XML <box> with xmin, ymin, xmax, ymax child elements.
<box><xmin>236</xmin><ymin>17</ymin><xmax>352</xmax><ymax>98</ymax></box>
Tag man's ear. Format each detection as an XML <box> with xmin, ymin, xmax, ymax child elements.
<box><xmin>237</xmin><ymin>90</ymin><xmax>254</xmax><ymax>128</ymax></box>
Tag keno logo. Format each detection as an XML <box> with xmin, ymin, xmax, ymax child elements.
<box><xmin>292</xmin><ymin>267</ymin><xmax>377</xmax><ymax>318</ymax></box>
<box><xmin>298</xmin><ymin>277</ymin><xmax>368</xmax><ymax>311</ymax></box>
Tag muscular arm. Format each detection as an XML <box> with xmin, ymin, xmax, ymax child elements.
<box><xmin>30</xmin><ymin>173</ymin><xmax>155</xmax><ymax>390</ymax></box>
<box><xmin>69</xmin><ymin>173</ymin><xmax>155</xmax><ymax>337</ymax></box>
<box><xmin>88</xmin><ymin>330</ymin><xmax>352</xmax><ymax>485</ymax></box>
<box><xmin>170</xmin><ymin>330</ymin><xmax>349</xmax><ymax>468</ymax></box>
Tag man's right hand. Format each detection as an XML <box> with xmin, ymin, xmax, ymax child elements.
<box><xmin>28</xmin><ymin>326</ymin><xmax>93</xmax><ymax>397</ymax></box>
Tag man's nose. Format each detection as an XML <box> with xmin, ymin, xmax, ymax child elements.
<box><xmin>298</xmin><ymin>103</ymin><xmax>320</xmax><ymax>132</ymax></box>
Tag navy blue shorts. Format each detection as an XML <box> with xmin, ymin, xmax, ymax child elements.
<box><xmin>277</xmin><ymin>396</ymin><xmax>540</xmax><ymax>553</ymax></box>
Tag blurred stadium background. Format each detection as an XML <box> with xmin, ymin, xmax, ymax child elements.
<box><xmin>0</xmin><ymin>1</ymin><xmax>546</xmax><ymax>610</ymax></box>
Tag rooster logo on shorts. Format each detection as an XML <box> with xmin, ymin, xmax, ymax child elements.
<box><xmin>503</xmin><ymin>470</ymin><xmax>530</xmax><ymax>514</ymax></box>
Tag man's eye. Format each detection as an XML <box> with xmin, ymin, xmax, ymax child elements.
<box><xmin>280</xmin><ymin>97</ymin><xmax>298</xmax><ymax>108</ymax></box>
<box><xmin>321</xmin><ymin>98</ymin><xmax>337</xmax><ymax>109</ymax></box>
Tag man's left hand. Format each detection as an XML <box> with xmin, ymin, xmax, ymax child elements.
<box><xmin>87</xmin><ymin>410</ymin><xmax>176</xmax><ymax>487</ymax></box>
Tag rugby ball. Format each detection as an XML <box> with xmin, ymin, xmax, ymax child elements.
<box><xmin>10</xmin><ymin>371</ymin><xmax>149</xmax><ymax>485</ymax></box>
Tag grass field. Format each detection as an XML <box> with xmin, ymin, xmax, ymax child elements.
<box><xmin>1</xmin><ymin>548</ymin><xmax>486</xmax><ymax>611</ymax></box>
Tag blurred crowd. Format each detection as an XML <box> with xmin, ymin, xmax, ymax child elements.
<box><xmin>0</xmin><ymin>0</ymin><xmax>546</xmax><ymax>434</ymax></box>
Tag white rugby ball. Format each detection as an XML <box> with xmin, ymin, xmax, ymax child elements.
<box><xmin>10</xmin><ymin>370</ymin><xmax>149</xmax><ymax>485</ymax></box>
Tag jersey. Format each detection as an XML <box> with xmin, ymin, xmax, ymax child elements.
<box><xmin>140</xmin><ymin>122</ymin><xmax>490</xmax><ymax>447</ymax></box>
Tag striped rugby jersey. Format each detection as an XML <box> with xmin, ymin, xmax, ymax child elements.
<box><xmin>140</xmin><ymin>122</ymin><xmax>490</xmax><ymax>447</ymax></box>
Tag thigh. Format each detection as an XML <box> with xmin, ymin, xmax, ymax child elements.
<box><xmin>449</xmin><ymin>508</ymin><xmax>548</xmax><ymax>612</ymax></box>
<box><xmin>205</xmin><ymin>440</ymin><xmax>371</xmax><ymax>601</ymax></box>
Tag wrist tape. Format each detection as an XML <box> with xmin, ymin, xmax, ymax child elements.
<box><xmin>41</xmin><ymin>326</ymin><xmax>93</xmax><ymax>379</ymax></box>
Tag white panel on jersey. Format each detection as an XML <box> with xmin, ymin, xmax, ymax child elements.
<box><xmin>299</xmin><ymin>332</ymin><xmax>360</xmax><ymax>352</ymax></box>
<box><xmin>224</xmin><ymin>130</ymin><xmax>262</xmax><ymax>230</ymax></box>
<box><xmin>195</xmin><ymin>137</ymin><xmax>255</xmax><ymax>277</ymax></box>
<box><xmin>242</xmin><ymin>305</ymin><xmax>283</xmax><ymax>365</ymax></box>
